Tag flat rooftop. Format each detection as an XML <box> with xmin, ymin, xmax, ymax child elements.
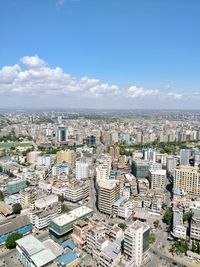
<box><xmin>51</xmin><ymin>206</ymin><xmax>93</xmax><ymax>226</ymax></box>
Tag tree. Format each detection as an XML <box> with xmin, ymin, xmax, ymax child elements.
<box><xmin>149</xmin><ymin>234</ymin><xmax>156</xmax><ymax>244</ymax></box>
<box><xmin>0</xmin><ymin>190</ymin><xmax>4</xmax><ymax>201</ymax></box>
<box><xmin>61</xmin><ymin>204</ymin><xmax>70</xmax><ymax>213</ymax></box>
<box><xmin>5</xmin><ymin>233</ymin><xmax>23</xmax><ymax>249</ymax></box>
<box><xmin>12</xmin><ymin>203</ymin><xmax>22</xmax><ymax>214</ymax></box>
<box><xmin>118</xmin><ymin>223</ymin><xmax>127</xmax><ymax>231</ymax></box>
<box><xmin>58</xmin><ymin>194</ymin><xmax>65</xmax><ymax>203</ymax></box>
<box><xmin>197</xmin><ymin>242</ymin><xmax>200</xmax><ymax>254</ymax></box>
<box><xmin>183</xmin><ymin>211</ymin><xmax>192</xmax><ymax>222</ymax></box>
<box><xmin>163</xmin><ymin>208</ymin><xmax>173</xmax><ymax>227</ymax></box>
<box><xmin>153</xmin><ymin>220</ymin><xmax>160</xmax><ymax>229</ymax></box>
<box><xmin>192</xmin><ymin>240</ymin><xmax>197</xmax><ymax>252</ymax></box>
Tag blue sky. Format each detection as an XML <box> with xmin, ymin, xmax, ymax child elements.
<box><xmin>0</xmin><ymin>0</ymin><xmax>200</xmax><ymax>109</ymax></box>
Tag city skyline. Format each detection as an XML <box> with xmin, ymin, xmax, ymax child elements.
<box><xmin>1</xmin><ymin>0</ymin><xmax>200</xmax><ymax>109</ymax></box>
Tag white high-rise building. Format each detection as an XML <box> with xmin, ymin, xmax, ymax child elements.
<box><xmin>143</xmin><ymin>148</ymin><xmax>156</xmax><ymax>163</ymax></box>
<box><xmin>150</xmin><ymin>169</ymin><xmax>167</xmax><ymax>191</ymax></box>
<box><xmin>180</xmin><ymin>149</ymin><xmax>190</xmax><ymax>166</ymax></box>
<box><xmin>76</xmin><ymin>160</ymin><xmax>89</xmax><ymax>180</ymax></box>
<box><xmin>124</xmin><ymin>220</ymin><xmax>150</xmax><ymax>267</ymax></box>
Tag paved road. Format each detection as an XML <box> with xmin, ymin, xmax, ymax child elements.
<box><xmin>150</xmin><ymin>246</ymin><xmax>188</xmax><ymax>267</ymax></box>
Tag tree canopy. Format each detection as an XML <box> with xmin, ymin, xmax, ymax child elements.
<box><xmin>5</xmin><ymin>232</ymin><xmax>23</xmax><ymax>249</ymax></box>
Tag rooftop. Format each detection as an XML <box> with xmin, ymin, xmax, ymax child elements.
<box><xmin>51</xmin><ymin>206</ymin><xmax>93</xmax><ymax>226</ymax></box>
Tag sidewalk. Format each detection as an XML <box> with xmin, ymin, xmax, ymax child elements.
<box><xmin>164</xmin><ymin>245</ymin><xmax>199</xmax><ymax>267</ymax></box>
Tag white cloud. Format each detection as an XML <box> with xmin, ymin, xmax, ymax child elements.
<box><xmin>167</xmin><ymin>92</ymin><xmax>183</xmax><ymax>100</ymax></box>
<box><xmin>20</xmin><ymin>55</ymin><xmax>48</xmax><ymax>69</ymax></box>
<box><xmin>56</xmin><ymin>0</ymin><xmax>80</xmax><ymax>8</ymax></box>
<box><xmin>1</xmin><ymin>55</ymin><xmax>198</xmax><ymax>108</ymax></box>
<box><xmin>127</xmin><ymin>86</ymin><xmax>160</xmax><ymax>98</ymax></box>
<box><xmin>0</xmin><ymin>55</ymin><xmax>119</xmax><ymax>98</ymax></box>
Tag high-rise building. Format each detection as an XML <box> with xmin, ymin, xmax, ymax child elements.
<box><xmin>124</xmin><ymin>220</ymin><xmax>150</xmax><ymax>267</ymax></box>
<box><xmin>56</xmin><ymin>149</ymin><xmax>75</xmax><ymax>167</ymax></box>
<box><xmin>7</xmin><ymin>179</ymin><xmax>27</xmax><ymax>195</ymax></box>
<box><xmin>150</xmin><ymin>169</ymin><xmax>166</xmax><ymax>191</ymax></box>
<box><xmin>109</xmin><ymin>145</ymin><xmax>120</xmax><ymax>161</ymax></box>
<box><xmin>86</xmin><ymin>135</ymin><xmax>96</xmax><ymax>147</ymax></box>
<box><xmin>96</xmin><ymin>154</ymin><xmax>111</xmax><ymax>181</ymax></box>
<box><xmin>166</xmin><ymin>156</ymin><xmax>179</xmax><ymax>176</ymax></box>
<box><xmin>180</xmin><ymin>149</ymin><xmax>190</xmax><ymax>166</ymax></box>
<box><xmin>174</xmin><ymin>166</ymin><xmax>200</xmax><ymax>196</ymax></box>
<box><xmin>97</xmin><ymin>180</ymin><xmax>119</xmax><ymax>215</ymax></box>
<box><xmin>76</xmin><ymin>159</ymin><xmax>89</xmax><ymax>180</ymax></box>
<box><xmin>131</xmin><ymin>160</ymin><xmax>149</xmax><ymax>180</ymax></box>
<box><xmin>194</xmin><ymin>150</ymin><xmax>200</xmax><ymax>167</ymax></box>
<box><xmin>143</xmin><ymin>148</ymin><xmax>156</xmax><ymax>163</ymax></box>
<box><xmin>57</xmin><ymin>126</ymin><xmax>67</xmax><ymax>143</ymax></box>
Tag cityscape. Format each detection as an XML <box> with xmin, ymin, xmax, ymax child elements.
<box><xmin>1</xmin><ymin>1</ymin><xmax>200</xmax><ymax>267</ymax></box>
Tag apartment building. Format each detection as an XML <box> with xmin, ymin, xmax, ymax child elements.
<box><xmin>97</xmin><ymin>180</ymin><xmax>120</xmax><ymax>215</ymax></box>
<box><xmin>124</xmin><ymin>220</ymin><xmax>150</xmax><ymax>267</ymax></box>
<box><xmin>150</xmin><ymin>169</ymin><xmax>167</xmax><ymax>191</ymax></box>
<box><xmin>174</xmin><ymin>166</ymin><xmax>200</xmax><ymax>196</ymax></box>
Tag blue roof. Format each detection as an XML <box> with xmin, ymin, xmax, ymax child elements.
<box><xmin>56</xmin><ymin>252</ymin><xmax>77</xmax><ymax>265</ymax></box>
<box><xmin>113</xmin><ymin>196</ymin><xmax>126</xmax><ymax>207</ymax></box>
<box><xmin>62</xmin><ymin>239</ymin><xmax>77</xmax><ymax>250</ymax></box>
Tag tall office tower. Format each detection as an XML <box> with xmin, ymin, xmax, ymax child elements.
<box><xmin>56</xmin><ymin>150</ymin><xmax>75</xmax><ymax>167</ymax></box>
<box><xmin>166</xmin><ymin>156</ymin><xmax>179</xmax><ymax>175</ymax></box>
<box><xmin>178</xmin><ymin>130</ymin><xmax>185</xmax><ymax>142</ymax></box>
<box><xmin>180</xmin><ymin>149</ymin><xmax>190</xmax><ymax>166</ymax></box>
<box><xmin>86</xmin><ymin>135</ymin><xmax>96</xmax><ymax>147</ymax></box>
<box><xmin>131</xmin><ymin>160</ymin><xmax>149</xmax><ymax>180</ymax></box>
<box><xmin>124</xmin><ymin>220</ymin><xmax>150</xmax><ymax>267</ymax></box>
<box><xmin>76</xmin><ymin>159</ymin><xmax>89</xmax><ymax>180</ymax></box>
<box><xmin>121</xmin><ymin>133</ymin><xmax>130</xmax><ymax>145</ymax></box>
<box><xmin>111</xmin><ymin>132</ymin><xmax>119</xmax><ymax>144</ymax></box>
<box><xmin>174</xmin><ymin>166</ymin><xmax>200</xmax><ymax>196</ymax></box>
<box><xmin>97</xmin><ymin>180</ymin><xmax>119</xmax><ymax>215</ymax></box>
<box><xmin>109</xmin><ymin>145</ymin><xmax>120</xmax><ymax>161</ymax></box>
<box><xmin>143</xmin><ymin>148</ymin><xmax>156</xmax><ymax>163</ymax></box>
<box><xmin>194</xmin><ymin>150</ymin><xmax>200</xmax><ymax>167</ymax></box>
<box><xmin>57</xmin><ymin>126</ymin><xmax>68</xmax><ymax>143</ymax></box>
<box><xmin>95</xmin><ymin>154</ymin><xmax>112</xmax><ymax>181</ymax></box>
<box><xmin>149</xmin><ymin>169</ymin><xmax>166</xmax><ymax>191</ymax></box>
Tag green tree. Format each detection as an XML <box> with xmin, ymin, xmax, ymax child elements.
<box><xmin>5</xmin><ymin>233</ymin><xmax>23</xmax><ymax>249</ymax></box>
<box><xmin>0</xmin><ymin>190</ymin><xmax>4</xmax><ymax>201</ymax></box>
<box><xmin>192</xmin><ymin>240</ymin><xmax>197</xmax><ymax>252</ymax></box>
<box><xmin>12</xmin><ymin>203</ymin><xmax>22</xmax><ymax>214</ymax></box>
<box><xmin>153</xmin><ymin>220</ymin><xmax>160</xmax><ymax>229</ymax></box>
<box><xmin>58</xmin><ymin>194</ymin><xmax>65</xmax><ymax>203</ymax></box>
<box><xmin>61</xmin><ymin>204</ymin><xmax>70</xmax><ymax>213</ymax></box>
<box><xmin>197</xmin><ymin>242</ymin><xmax>200</xmax><ymax>254</ymax></box>
<box><xmin>161</xmin><ymin>202</ymin><xmax>167</xmax><ymax>210</ymax></box>
<box><xmin>149</xmin><ymin>234</ymin><xmax>156</xmax><ymax>244</ymax></box>
<box><xmin>163</xmin><ymin>208</ymin><xmax>173</xmax><ymax>226</ymax></box>
<box><xmin>118</xmin><ymin>223</ymin><xmax>127</xmax><ymax>231</ymax></box>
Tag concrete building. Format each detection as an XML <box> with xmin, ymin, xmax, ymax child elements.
<box><xmin>71</xmin><ymin>220</ymin><xmax>92</xmax><ymax>248</ymax></box>
<box><xmin>49</xmin><ymin>206</ymin><xmax>93</xmax><ymax>243</ymax></box>
<box><xmin>97</xmin><ymin>180</ymin><xmax>120</xmax><ymax>215</ymax></box>
<box><xmin>27</xmin><ymin>151</ymin><xmax>41</xmax><ymax>164</ymax></box>
<box><xmin>109</xmin><ymin>145</ymin><xmax>120</xmax><ymax>161</ymax></box>
<box><xmin>143</xmin><ymin>148</ymin><xmax>156</xmax><ymax>163</ymax></box>
<box><xmin>57</xmin><ymin>126</ymin><xmax>68</xmax><ymax>143</ymax></box>
<box><xmin>75</xmin><ymin>160</ymin><xmax>89</xmax><ymax>180</ymax></box>
<box><xmin>124</xmin><ymin>220</ymin><xmax>150</xmax><ymax>267</ymax></box>
<box><xmin>52</xmin><ymin>163</ymin><xmax>69</xmax><ymax>177</ymax></box>
<box><xmin>64</xmin><ymin>180</ymin><xmax>89</xmax><ymax>203</ymax></box>
<box><xmin>191</xmin><ymin>209</ymin><xmax>200</xmax><ymax>241</ymax></box>
<box><xmin>180</xmin><ymin>149</ymin><xmax>190</xmax><ymax>166</ymax></box>
<box><xmin>150</xmin><ymin>169</ymin><xmax>167</xmax><ymax>191</ymax></box>
<box><xmin>174</xmin><ymin>166</ymin><xmax>200</xmax><ymax>196</ymax></box>
<box><xmin>171</xmin><ymin>210</ymin><xmax>187</xmax><ymax>239</ymax></box>
<box><xmin>16</xmin><ymin>235</ymin><xmax>57</xmax><ymax>267</ymax></box>
<box><xmin>131</xmin><ymin>160</ymin><xmax>149</xmax><ymax>180</ymax></box>
<box><xmin>7</xmin><ymin>179</ymin><xmax>27</xmax><ymax>194</ymax></box>
<box><xmin>86</xmin><ymin>135</ymin><xmax>96</xmax><ymax>147</ymax></box>
<box><xmin>20</xmin><ymin>188</ymin><xmax>36</xmax><ymax>208</ymax></box>
<box><xmin>56</xmin><ymin>149</ymin><xmax>75</xmax><ymax>167</ymax></box>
